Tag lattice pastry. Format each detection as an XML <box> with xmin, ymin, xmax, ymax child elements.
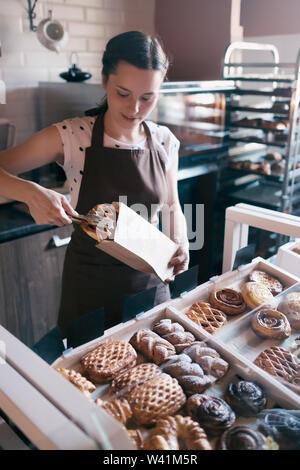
<box><xmin>80</xmin><ymin>341</ymin><xmax>137</xmax><ymax>383</ymax></box>
<box><xmin>129</xmin><ymin>329</ymin><xmax>176</xmax><ymax>365</ymax></box>
<box><xmin>184</xmin><ymin>301</ymin><xmax>227</xmax><ymax>334</ymax></box>
<box><xmin>95</xmin><ymin>397</ymin><xmax>132</xmax><ymax>425</ymax></box>
<box><xmin>110</xmin><ymin>363</ymin><xmax>162</xmax><ymax>397</ymax></box>
<box><xmin>152</xmin><ymin>318</ymin><xmax>196</xmax><ymax>352</ymax></box>
<box><xmin>254</xmin><ymin>346</ymin><xmax>298</xmax><ymax>383</ymax></box>
<box><xmin>56</xmin><ymin>367</ymin><xmax>96</xmax><ymax>396</ymax></box>
<box><xmin>143</xmin><ymin>415</ymin><xmax>212</xmax><ymax>450</ymax></box>
<box><xmin>127</xmin><ymin>373</ymin><xmax>186</xmax><ymax>425</ymax></box>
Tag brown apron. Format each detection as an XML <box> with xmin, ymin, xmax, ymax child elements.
<box><xmin>57</xmin><ymin>113</ymin><xmax>171</xmax><ymax>336</ymax></box>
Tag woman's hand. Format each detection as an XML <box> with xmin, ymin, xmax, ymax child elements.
<box><xmin>26</xmin><ymin>183</ymin><xmax>78</xmax><ymax>226</ymax></box>
<box><xmin>165</xmin><ymin>245</ymin><xmax>190</xmax><ymax>282</ymax></box>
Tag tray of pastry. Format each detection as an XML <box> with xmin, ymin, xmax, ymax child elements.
<box><xmin>52</xmin><ymin>304</ymin><xmax>300</xmax><ymax>450</ymax></box>
<box><xmin>230</xmin><ymin>117</ymin><xmax>289</xmax><ymax>133</ymax></box>
<box><xmin>218</xmin><ymin>282</ymin><xmax>300</xmax><ymax>401</ymax></box>
<box><xmin>171</xmin><ymin>257</ymin><xmax>299</xmax><ymax>337</ymax></box>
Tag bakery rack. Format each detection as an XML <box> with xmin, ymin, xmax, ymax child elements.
<box><xmin>222</xmin><ymin>41</ymin><xmax>300</xmax><ymax>214</ymax></box>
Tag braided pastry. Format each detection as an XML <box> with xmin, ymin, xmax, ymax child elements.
<box><xmin>209</xmin><ymin>288</ymin><xmax>246</xmax><ymax>315</ymax></box>
<box><xmin>184</xmin><ymin>301</ymin><xmax>227</xmax><ymax>334</ymax></box>
<box><xmin>129</xmin><ymin>329</ymin><xmax>176</xmax><ymax>365</ymax></box>
<box><xmin>186</xmin><ymin>394</ymin><xmax>236</xmax><ymax>436</ymax></box>
<box><xmin>143</xmin><ymin>415</ymin><xmax>212</xmax><ymax>450</ymax></box>
<box><xmin>152</xmin><ymin>318</ymin><xmax>195</xmax><ymax>353</ymax></box>
<box><xmin>95</xmin><ymin>397</ymin><xmax>132</xmax><ymax>425</ymax></box>
<box><xmin>160</xmin><ymin>354</ymin><xmax>215</xmax><ymax>395</ymax></box>
<box><xmin>183</xmin><ymin>342</ymin><xmax>229</xmax><ymax>379</ymax></box>
<box><xmin>56</xmin><ymin>368</ymin><xmax>96</xmax><ymax>396</ymax></box>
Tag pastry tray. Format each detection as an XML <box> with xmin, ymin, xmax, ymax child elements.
<box><xmin>52</xmin><ymin>296</ymin><xmax>300</xmax><ymax>449</ymax></box>
<box><xmin>171</xmin><ymin>257</ymin><xmax>299</xmax><ymax>332</ymax></box>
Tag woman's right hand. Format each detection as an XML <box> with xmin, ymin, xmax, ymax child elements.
<box><xmin>26</xmin><ymin>183</ymin><xmax>78</xmax><ymax>226</ymax></box>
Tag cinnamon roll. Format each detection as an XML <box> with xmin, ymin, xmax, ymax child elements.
<box><xmin>186</xmin><ymin>394</ymin><xmax>236</xmax><ymax>436</ymax></box>
<box><xmin>209</xmin><ymin>288</ymin><xmax>246</xmax><ymax>315</ymax></box>
<box><xmin>219</xmin><ymin>425</ymin><xmax>269</xmax><ymax>450</ymax></box>
<box><xmin>226</xmin><ymin>380</ymin><xmax>267</xmax><ymax>417</ymax></box>
<box><xmin>258</xmin><ymin>409</ymin><xmax>300</xmax><ymax>450</ymax></box>
<box><xmin>251</xmin><ymin>308</ymin><xmax>291</xmax><ymax>340</ymax></box>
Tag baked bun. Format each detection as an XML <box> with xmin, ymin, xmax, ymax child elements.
<box><xmin>80</xmin><ymin>202</ymin><xmax>119</xmax><ymax>242</ymax></box>
<box><xmin>265</xmin><ymin>151</ymin><xmax>283</xmax><ymax>163</ymax></box>
<box><xmin>248</xmin><ymin>270</ymin><xmax>283</xmax><ymax>296</ymax></box>
<box><xmin>241</xmin><ymin>282</ymin><xmax>276</xmax><ymax>310</ymax></box>
<box><xmin>186</xmin><ymin>394</ymin><xmax>236</xmax><ymax>436</ymax></box>
<box><xmin>251</xmin><ymin>307</ymin><xmax>291</xmax><ymax>339</ymax></box>
<box><xmin>218</xmin><ymin>425</ymin><xmax>269</xmax><ymax>450</ymax></box>
<box><xmin>226</xmin><ymin>380</ymin><xmax>267</xmax><ymax>417</ymax></box>
<box><xmin>279</xmin><ymin>292</ymin><xmax>300</xmax><ymax>330</ymax></box>
<box><xmin>258</xmin><ymin>409</ymin><xmax>300</xmax><ymax>450</ymax></box>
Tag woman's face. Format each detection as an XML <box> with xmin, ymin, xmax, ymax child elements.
<box><xmin>102</xmin><ymin>61</ymin><xmax>164</xmax><ymax>131</ymax></box>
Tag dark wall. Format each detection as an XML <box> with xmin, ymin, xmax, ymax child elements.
<box><xmin>241</xmin><ymin>0</ymin><xmax>300</xmax><ymax>37</ymax></box>
<box><xmin>155</xmin><ymin>0</ymin><xmax>232</xmax><ymax>81</ymax></box>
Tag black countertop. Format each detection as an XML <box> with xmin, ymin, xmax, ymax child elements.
<box><xmin>0</xmin><ymin>153</ymin><xmax>227</xmax><ymax>244</ymax></box>
<box><xmin>0</xmin><ymin>202</ymin><xmax>53</xmax><ymax>244</ymax></box>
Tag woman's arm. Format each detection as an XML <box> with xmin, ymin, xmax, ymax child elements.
<box><xmin>164</xmin><ymin>154</ymin><xmax>190</xmax><ymax>280</ymax></box>
<box><xmin>0</xmin><ymin>125</ymin><xmax>78</xmax><ymax>226</ymax></box>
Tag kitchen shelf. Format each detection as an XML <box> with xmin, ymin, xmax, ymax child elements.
<box><xmin>229</xmin><ymin>123</ymin><xmax>289</xmax><ymax>133</ymax></box>
<box><xmin>222</xmin><ymin>41</ymin><xmax>300</xmax><ymax>213</ymax></box>
<box><xmin>229</xmin><ymin>136</ymin><xmax>287</xmax><ymax>148</ymax></box>
<box><xmin>228</xmin><ymin>105</ymin><xmax>290</xmax><ymax>117</ymax></box>
<box><xmin>232</xmin><ymin>89</ymin><xmax>293</xmax><ymax>97</ymax></box>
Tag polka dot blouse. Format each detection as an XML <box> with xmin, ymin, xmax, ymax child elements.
<box><xmin>53</xmin><ymin>116</ymin><xmax>180</xmax><ymax>209</ymax></box>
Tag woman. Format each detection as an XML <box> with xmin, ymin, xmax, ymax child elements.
<box><xmin>0</xmin><ymin>31</ymin><xmax>189</xmax><ymax>335</ymax></box>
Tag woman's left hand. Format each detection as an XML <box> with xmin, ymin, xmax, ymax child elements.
<box><xmin>165</xmin><ymin>245</ymin><xmax>189</xmax><ymax>282</ymax></box>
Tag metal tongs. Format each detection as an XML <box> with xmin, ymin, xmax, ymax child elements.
<box><xmin>71</xmin><ymin>214</ymin><xmax>114</xmax><ymax>228</ymax></box>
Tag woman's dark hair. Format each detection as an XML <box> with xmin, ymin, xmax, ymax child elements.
<box><xmin>85</xmin><ymin>31</ymin><xmax>169</xmax><ymax>116</ymax></box>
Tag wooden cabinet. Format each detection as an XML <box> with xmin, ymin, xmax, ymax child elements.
<box><xmin>0</xmin><ymin>225</ymin><xmax>73</xmax><ymax>347</ymax></box>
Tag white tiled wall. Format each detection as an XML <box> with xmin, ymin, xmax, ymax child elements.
<box><xmin>0</xmin><ymin>0</ymin><xmax>155</xmax><ymax>144</ymax></box>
